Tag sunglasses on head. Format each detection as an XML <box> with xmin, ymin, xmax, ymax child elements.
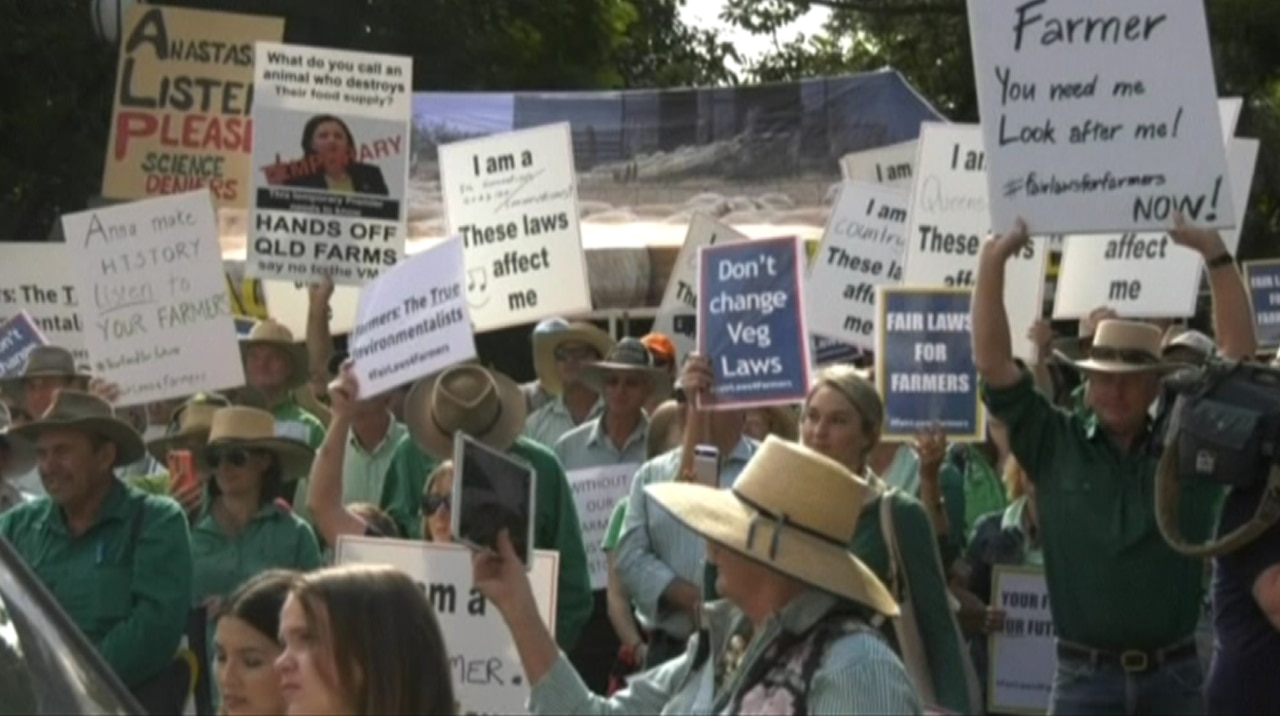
<box><xmin>205</xmin><ymin>447</ymin><xmax>259</xmax><ymax>469</ymax></box>
<box><xmin>421</xmin><ymin>493</ymin><xmax>452</xmax><ymax>514</ymax></box>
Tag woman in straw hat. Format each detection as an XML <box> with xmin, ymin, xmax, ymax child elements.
<box><xmin>474</xmin><ymin>436</ymin><xmax>922</xmax><ymax>714</ymax></box>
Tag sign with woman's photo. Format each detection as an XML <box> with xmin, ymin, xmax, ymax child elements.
<box><xmin>248</xmin><ymin>42</ymin><xmax>413</xmax><ymax>285</ymax></box>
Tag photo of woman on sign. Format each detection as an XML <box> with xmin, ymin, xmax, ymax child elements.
<box><xmin>283</xmin><ymin>114</ymin><xmax>390</xmax><ymax>196</ymax></box>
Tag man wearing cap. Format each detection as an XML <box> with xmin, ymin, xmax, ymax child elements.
<box><xmin>0</xmin><ymin>391</ymin><xmax>193</xmax><ymax>706</ymax></box>
<box><xmin>0</xmin><ymin>403</ymin><xmax>36</xmax><ymax>513</ymax></box>
<box><xmin>239</xmin><ymin>318</ymin><xmax>326</xmax><ymax>450</ymax></box>
<box><xmin>521</xmin><ymin>318</ymin><xmax>568</xmax><ymax>413</ymax></box>
<box><xmin>380</xmin><ymin>364</ymin><xmax>593</xmax><ymax>649</ymax></box>
<box><xmin>523</xmin><ymin>321</ymin><xmax>614</xmax><ymax>448</ymax></box>
<box><xmin>0</xmin><ymin>345</ymin><xmax>92</xmax><ymax>496</ymax></box>
<box><xmin>973</xmin><ymin>217</ymin><xmax>1256</xmax><ymax>714</ymax></box>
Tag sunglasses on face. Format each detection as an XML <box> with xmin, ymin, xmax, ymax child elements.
<box><xmin>421</xmin><ymin>493</ymin><xmax>452</xmax><ymax>515</ymax></box>
<box><xmin>205</xmin><ymin>447</ymin><xmax>258</xmax><ymax>469</ymax></box>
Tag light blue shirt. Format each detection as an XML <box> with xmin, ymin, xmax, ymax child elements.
<box><xmin>881</xmin><ymin>445</ymin><xmax>921</xmax><ymax>495</ymax></box>
<box><xmin>553</xmin><ymin>413</ymin><xmax>649</xmax><ymax>472</ymax></box>
<box><xmin>524</xmin><ymin>396</ymin><xmax>604</xmax><ymax>450</ymax></box>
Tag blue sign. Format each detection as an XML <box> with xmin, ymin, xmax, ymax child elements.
<box><xmin>698</xmin><ymin>236</ymin><xmax>811</xmax><ymax>408</ymax></box>
<box><xmin>1244</xmin><ymin>260</ymin><xmax>1280</xmax><ymax>350</ymax></box>
<box><xmin>876</xmin><ymin>287</ymin><xmax>982</xmax><ymax>441</ymax></box>
<box><xmin>0</xmin><ymin>311</ymin><xmax>48</xmax><ymax>378</ymax></box>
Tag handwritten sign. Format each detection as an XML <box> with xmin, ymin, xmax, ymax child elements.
<box><xmin>0</xmin><ymin>244</ymin><xmax>85</xmax><ymax>364</ymax></box>
<box><xmin>61</xmin><ymin>190</ymin><xmax>244</xmax><ymax>405</ymax></box>
<box><xmin>902</xmin><ymin>123</ymin><xmax>1047</xmax><ymax>360</ymax></box>
<box><xmin>698</xmin><ymin>237</ymin><xmax>811</xmax><ymax>409</ymax></box>
<box><xmin>876</xmin><ymin>287</ymin><xmax>982</xmax><ymax>442</ymax></box>
<box><xmin>968</xmin><ymin>0</ymin><xmax>1232</xmax><ymax>234</ymax></box>
<box><xmin>988</xmin><ymin>566</ymin><xmax>1054</xmax><ymax>715</ymax></box>
<box><xmin>806</xmin><ymin>183</ymin><xmax>907</xmax><ymax>351</ymax></box>
<box><xmin>350</xmin><ymin>237</ymin><xmax>475</xmax><ymax>398</ymax></box>
<box><xmin>249</xmin><ymin>43</ymin><xmax>413</xmax><ymax>285</ymax></box>
<box><xmin>1245</xmin><ymin>260</ymin><xmax>1280</xmax><ymax>351</ymax></box>
<box><xmin>653</xmin><ymin>214</ymin><xmax>747</xmax><ymax>364</ymax></box>
<box><xmin>840</xmin><ymin>140</ymin><xmax>918</xmax><ymax>189</ymax></box>
<box><xmin>438</xmin><ymin>123</ymin><xmax>591</xmax><ymax>332</ymax></box>
<box><xmin>0</xmin><ymin>312</ymin><xmax>47</xmax><ymax>378</ymax></box>
<box><xmin>335</xmin><ymin>537</ymin><xmax>558</xmax><ymax>716</ymax></box>
<box><xmin>566</xmin><ymin>464</ymin><xmax>638</xmax><ymax>590</ymax></box>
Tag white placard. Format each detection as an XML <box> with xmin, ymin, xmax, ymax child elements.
<box><xmin>566</xmin><ymin>464</ymin><xmax>637</xmax><ymax>591</ymax></box>
<box><xmin>839</xmin><ymin>140</ymin><xmax>918</xmax><ymax>189</ymax></box>
<box><xmin>60</xmin><ymin>191</ymin><xmax>244</xmax><ymax>406</ymax></box>
<box><xmin>438</xmin><ymin>123</ymin><xmax>591</xmax><ymax>332</ymax></box>
<box><xmin>902</xmin><ymin>123</ymin><xmax>1048</xmax><ymax>360</ymax></box>
<box><xmin>335</xmin><ymin>537</ymin><xmax>558</xmax><ymax>716</ymax></box>
<box><xmin>0</xmin><ymin>243</ymin><xmax>87</xmax><ymax>364</ymax></box>
<box><xmin>968</xmin><ymin>0</ymin><xmax>1232</xmax><ymax>235</ymax></box>
<box><xmin>652</xmin><ymin>214</ymin><xmax>748</xmax><ymax>363</ymax></box>
<box><xmin>805</xmin><ymin>183</ymin><xmax>907</xmax><ymax>350</ymax></box>
<box><xmin>1054</xmin><ymin>138</ymin><xmax>1259</xmax><ymax>319</ymax></box>
<box><xmin>349</xmin><ymin>236</ymin><xmax>475</xmax><ymax>397</ymax></box>
<box><xmin>248</xmin><ymin>42</ymin><xmax>413</xmax><ymax>285</ymax></box>
<box><xmin>988</xmin><ymin>566</ymin><xmax>1055</xmax><ymax>715</ymax></box>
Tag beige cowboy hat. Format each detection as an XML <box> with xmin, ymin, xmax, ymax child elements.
<box><xmin>11</xmin><ymin>390</ymin><xmax>145</xmax><ymax>466</ymax></box>
<box><xmin>532</xmin><ymin>320</ymin><xmax>615</xmax><ymax>396</ymax></box>
<box><xmin>0</xmin><ymin>402</ymin><xmax>36</xmax><ymax>479</ymax></box>
<box><xmin>0</xmin><ymin>345</ymin><xmax>92</xmax><ymax>399</ymax></box>
<box><xmin>145</xmin><ymin>393</ymin><xmax>232</xmax><ymax>463</ymax></box>
<box><xmin>579</xmin><ymin>337</ymin><xmax>673</xmax><ymax>397</ymax></box>
<box><xmin>1069</xmin><ymin>320</ymin><xmax>1179</xmax><ymax>374</ymax></box>
<box><xmin>646</xmin><ymin>435</ymin><xmax>898</xmax><ymax>617</ymax></box>
<box><xmin>196</xmin><ymin>406</ymin><xmax>315</xmax><ymax>482</ymax></box>
<box><xmin>406</xmin><ymin>364</ymin><xmax>527</xmax><ymax>460</ymax></box>
<box><xmin>239</xmin><ymin>319</ymin><xmax>310</xmax><ymax>388</ymax></box>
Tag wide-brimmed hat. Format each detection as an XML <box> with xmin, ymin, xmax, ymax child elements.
<box><xmin>646</xmin><ymin>435</ymin><xmax>897</xmax><ymax>616</ymax></box>
<box><xmin>406</xmin><ymin>364</ymin><xmax>526</xmax><ymax>460</ymax></box>
<box><xmin>145</xmin><ymin>393</ymin><xmax>232</xmax><ymax>463</ymax></box>
<box><xmin>11</xmin><ymin>390</ymin><xmax>144</xmax><ymax>466</ymax></box>
<box><xmin>0</xmin><ymin>345</ymin><xmax>92</xmax><ymax>398</ymax></box>
<box><xmin>197</xmin><ymin>406</ymin><xmax>314</xmax><ymax>482</ymax></box>
<box><xmin>0</xmin><ymin>402</ymin><xmax>36</xmax><ymax>479</ymax></box>
<box><xmin>580</xmin><ymin>338</ymin><xmax>673</xmax><ymax>397</ymax></box>
<box><xmin>532</xmin><ymin>321</ymin><xmax>615</xmax><ymax>396</ymax></box>
<box><xmin>1070</xmin><ymin>320</ymin><xmax>1178</xmax><ymax>374</ymax></box>
<box><xmin>239</xmin><ymin>319</ymin><xmax>310</xmax><ymax>388</ymax></box>
<box><xmin>1161</xmin><ymin>329</ymin><xmax>1215</xmax><ymax>364</ymax></box>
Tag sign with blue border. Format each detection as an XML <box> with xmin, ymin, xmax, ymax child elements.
<box><xmin>698</xmin><ymin>236</ymin><xmax>811</xmax><ymax>409</ymax></box>
<box><xmin>1244</xmin><ymin>259</ymin><xmax>1280</xmax><ymax>350</ymax></box>
<box><xmin>0</xmin><ymin>310</ymin><xmax>48</xmax><ymax>378</ymax></box>
<box><xmin>876</xmin><ymin>286</ymin><xmax>983</xmax><ymax>441</ymax></box>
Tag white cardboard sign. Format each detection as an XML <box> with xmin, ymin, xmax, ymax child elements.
<box><xmin>988</xmin><ymin>566</ymin><xmax>1055</xmax><ymax>715</ymax></box>
<box><xmin>248</xmin><ymin>42</ymin><xmax>413</xmax><ymax>285</ymax></box>
<box><xmin>60</xmin><ymin>191</ymin><xmax>244</xmax><ymax>406</ymax></box>
<box><xmin>902</xmin><ymin>123</ymin><xmax>1048</xmax><ymax>360</ymax></box>
<box><xmin>805</xmin><ymin>183</ymin><xmax>907</xmax><ymax>350</ymax></box>
<box><xmin>839</xmin><ymin>140</ymin><xmax>918</xmax><ymax>189</ymax></box>
<box><xmin>653</xmin><ymin>214</ymin><xmax>748</xmax><ymax>364</ymax></box>
<box><xmin>968</xmin><ymin>0</ymin><xmax>1233</xmax><ymax>235</ymax></box>
<box><xmin>349</xmin><ymin>237</ymin><xmax>475</xmax><ymax>397</ymax></box>
<box><xmin>0</xmin><ymin>243</ymin><xmax>87</xmax><ymax>364</ymax></box>
<box><xmin>335</xmin><ymin>537</ymin><xmax>558</xmax><ymax>716</ymax></box>
<box><xmin>1054</xmin><ymin>137</ymin><xmax>1258</xmax><ymax>319</ymax></box>
<box><xmin>566</xmin><ymin>464</ymin><xmax>637</xmax><ymax>590</ymax></box>
<box><xmin>438</xmin><ymin>123</ymin><xmax>592</xmax><ymax>333</ymax></box>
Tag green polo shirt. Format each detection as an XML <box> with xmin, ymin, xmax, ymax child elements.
<box><xmin>380</xmin><ymin>435</ymin><xmax>594</xmax><ymax>650</ymax></box>
<box><xmin>0</xmin><ymin>480</ymin><xmax>193</xmax><ymax>688</ymax></box>
<box><xmin>271</xmin><ymin>396</ymin><xmax>326</xmax><ymax>450</ymax></box>
<box><xmin>191</xmin><ymin>499</ymin><xmax>322</xmax><ymax>603</ymax></box>
<box><xmin>982</xmin><ymin>371</ymin><xmax>1219</xmax><ymax>649</ymax></box>
<box><xmin>293</xmin><ymin>420</ymin><xmax>408</xmax><ymax>524</ymax></box>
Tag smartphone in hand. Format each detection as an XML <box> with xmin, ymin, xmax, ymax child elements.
<box><xmin>692</xmin><ymin>444</ymin><xmax>719</xmax><ymax>487</ymax></box>
<box><xmin>167</xmin><ymin>449</ymin><xmax>199</xmax><ymax>495</ymax></box>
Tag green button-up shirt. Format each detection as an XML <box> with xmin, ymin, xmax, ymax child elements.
<box><xmin>553</xmin><ymin>413</ymin><xmax>649</xmax><ymax>471</ymax></box>
<box><xmin>524</xmin><ymin>396</ymin><xmax>604</xmax><ymax>450</ymax></box>
<box><xmin>0</xmin><ymin>480</ymin><xmax>193</xmax><ymax>688</ymax></box>
<box><xmin>191</xmin><ymin>500</ymin><xmax>322</xmax><ymax>603</ymax></box>
<box><xmin>982</xmin><ymin>371</ymin><xmax>1219</xmax><ymax>650</ymax></box>
<box><xmin>271</xmin><ymin>396</ymin><xmax>326</xmax><ymax>450</ymax></box>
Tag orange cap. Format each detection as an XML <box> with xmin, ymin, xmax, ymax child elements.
<box><xmin>641</xmin><ymin>333</ymin><xmax>676</xmax><ymax>365</ymax></box>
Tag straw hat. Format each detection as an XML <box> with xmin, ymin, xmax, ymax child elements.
<box><xmin>406</xmin><ymin>364</ymin><xmax>527</xmax><ymax>460</ymax></box>
<box><xmin>1070</xmin><ymin>320</ymin><xmax>1178</xmax><ymax>374</ymax></box>
<box><xmin>239</xmin><ymin>319</ymin><xmax>310</xmax><ymax>388</ymax></box>
<box><xmin>0</xmin><ymin>345</ymin><xmax>92</xmax><ymax>398</ymax></box>
<box><xmin>11</xmin><ymin>390</ymin><xmax>144</xmax><ymax>466</ymax></box>
<box><xmin>1161</xmin><ymin>329</ymin><xmax>1215</xmax><ymax>364</ymax></box>
<box><xmin>580</xmin><ymin>338</ymin><xmax>673</xmax><ymax>396</ymax></box>
<box><xmin>197</xmin><ymin>407</ymin><xmax>314</xmax><ymax>482</ymax></box>
<box><xmin>646</xmin><ymin>435</ymin><xmax>897</xmax><ymax>616</ymax></box>
<box><xmin>0</xmin><ymin>402</ymin><xmax>36</xmax><ymax>479</ymax></box>
<box><xmin>145</xmin><ymin>393</ymin><xmax>232</xmax><ymax>463</ymax></box>
<box><xmin>532</xmin><ymin>321</ymin><xmax>615</xmax><ymax>396</ymax></box>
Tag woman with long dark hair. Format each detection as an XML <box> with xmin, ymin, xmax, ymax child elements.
<box><xmin>213</xmin><ymin>570</ymin><xmax>297</xmax><ymax>716</ymax></box>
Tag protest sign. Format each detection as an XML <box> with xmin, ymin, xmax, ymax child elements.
<box><xmin>806</xmin><ymin>182</ymin><xmax>907</xmax><ymax>350</ymax></box>
<box><xmin>1054</xmin><ymin>137</ymin><xmax>1258</xmax><ymax>319</ymax></box>
<box><xmin>653</xmin><ymin>214</ymin><xmax>748</xmax><ymax>363</ymax></box>
<box><xmin>335</xmin><ymin>537</ymin><xmax>558</xmax><ymax>716</ymax></box>
<box><xmin>248</xmin><ymin>42</ymin><xmax>413</xmax><ymax>285</ymax></box>
<box><xmin>812</xmin><ymin>335</ymin><xmax>864</xmax><ymax>367</ymax></box>
<box><xmin>438</xmin><ymin>123</ymin><xmax>591</xmax><ymax>332</ymax></box>
<box><xmin>0</xmin><ymin>312</ymin><xmax>48</xmax><ymax>379</ymax></box>
<box><xmin>839</xmin><ymin>140</ymin><xmax>918</xmax><ymax>189</ymax></box>
<box><xmin>349</xmin><ymin>237</ymin><xmax>474</xmax><ymax>398</ymax></box>
<box><xmin>101</xmin><ymin>6</ymin><xmax>283</xmax><ymax>210</ymax></box>
<box><xmin>1245</xmin><ymin>260</ymin><xmax>1280</xmax><ymax>351</ymax></box>
<box><xmin>698</xmin><ymin>236</ymin><xmax>811</xmax><ymax>408</ymax></box>
<box><xmin>902</xmin><ymin>123</ymin><xmax>1047</xmax><ymax>360</ymax></box>
<box><xmin>967</xmin><ymin>0</ymin><xmax>1232</xmax><ymax>234</ymax></box>
<box><xmin>988</xmin><ymin>566</ymin><xmax>1054</xmax><ymax>715</ymax></box>
<box><xmin>566</xmin><ymin>464</ymin><xmax>638</xmax><ymax>590</ymax></box>
<box><xmin>61</xmin><ymin>190</ymin><xmax>244</xmax><ymax>406</ymax></box>
<box><xmin>0</xmin><ymin>244</ymin><xmax>85</xmax><ymax>364</ymax></box>
<box><xmin>876</xmin><ymin>286</ymin><xmax>983</xmax><ymax>442</ymax></box>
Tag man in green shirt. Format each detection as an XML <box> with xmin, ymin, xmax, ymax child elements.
<box><xmin>239</xmin><ymin>319</ymin><xmax>326</xmax><ymax>449</ymax></box>
<box><xmin>972</xmin><ymin>216</ymin><xmax>1256</xmax><ymax>715</ymax></box>
<box><xmin>0</xmin><ymin>391</ymin><xmax>193</xmax><ymax>710</ymax></box>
